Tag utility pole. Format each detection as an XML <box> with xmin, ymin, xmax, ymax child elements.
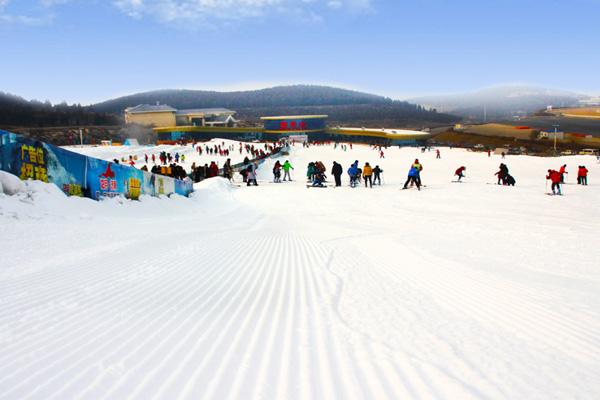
<box><xmin>553</xmin><ymin>124</ymin><xmax>560</xmax><ymax>156</ymax></box>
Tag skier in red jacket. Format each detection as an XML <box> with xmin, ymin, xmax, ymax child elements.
<box><xmin>578</xmin><ymin>166</ymin><xmax>588</xmax><ymax>185</ymax></box>
<box><xmin>454</xmin><ymin>166</ymin><xmax>466</xmax><ymax>181</ymax></box>
<box><xmin>559</xmin><ymin>164</ymin><xmax>568</xmax><ymax>183</ymax></box>
<box><xmin>546</xmin><ymin>169</ymin><xmax>562</xmax><ymax>195</ymax></box>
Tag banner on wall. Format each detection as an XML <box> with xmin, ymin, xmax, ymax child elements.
<box><xmin>0</xmin><ymin>130</ymin><xmax>193</xmax><ymax>200</ymax></box>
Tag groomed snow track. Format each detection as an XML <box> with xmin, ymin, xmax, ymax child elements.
<box><xmin>1</xmin><ymin>144</ymin><xmax>600</xmax><ymax>399</ymax></box>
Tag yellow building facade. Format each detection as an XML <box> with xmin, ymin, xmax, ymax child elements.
<box><xmin>124</xmin><ymin>104</ymin><xmax>236</xmax><ymax>128</ymax></box>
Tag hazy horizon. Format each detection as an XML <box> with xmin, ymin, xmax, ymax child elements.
<box><xmin>1</xmin><ymin>0</ymin><xmax>599</xmax><ymax>104</ymax></box>
<box><xmin>3</xmin><ymin>82</ymin><xmax>596</xmax><ymax>107</ymax></box>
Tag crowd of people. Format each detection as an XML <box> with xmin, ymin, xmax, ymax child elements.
<box><xmin>545</xmin><ymin>164</ymin><xmax>590</xmax><ymax>195</ymax></box>
<box><xmin>111</xmin><ymin>140</ymin><xmax>593</xmax><ymax>196</ymax></box>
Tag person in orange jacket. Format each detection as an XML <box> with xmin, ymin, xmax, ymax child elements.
<box><xmin>546</xmin><ymin>169</ymin><xmax>562</xmax><ymax>195</ymax></box>
<box><xmin>363</xmin><ymin>162</ymin><xmax>373</xmax><ymax>188</ymax></box>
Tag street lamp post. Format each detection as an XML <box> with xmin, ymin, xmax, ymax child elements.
<box><xmin>552</xmin><ymin>124</ymin><xmax>560</xmax><ymax>156</ymax></box>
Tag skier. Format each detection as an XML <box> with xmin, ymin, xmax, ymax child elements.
<box><xmin>151</xmin><ymin>154</ymin><xmax>156</xmax><ymax>164</ymax></box>
<box><xmin>546</xmin><ymin>169</ymin><xmax>562</xmax><ymax>195</ymax></box>
<box><xmin>307</xmin><ymin>162</ymin><xmax>315</xmax><ymax>182</ymax></box>
<box><xmin>282</xmin><ymin>160</ymin><xmax>294</xmax><ymax>181</ymax></box>
<box><xmin>363</xmin><ymin>162</ymin><xmax>373</xmax><ymax>188</ymax></box>
<box><xmin>348</xmin><ymin>161</ymin><xmax>359</xmax><ymax>188</ymax></box>
<box><xmin>436</xmin><ymin>149</ymin><xmax>441</xmax><ymax>159</ymax></box>
<box><xmin>181</xmin><ymin>154</ymin><xmax>185</xmax><ymax>163</ymax></box>
<box><xmin>578</xmin><ymin>165</ymin><xmax>588</xmax><ymax>185</ymax></box>
<box><xmin>495</xmin><ymin>163</ymin><xmax>508</xmax><ymax>185</ymax></box>
<box><xmin>380</xmin><ymin>150</ymin><xmax>385</xmax><ymax>159</ymax></box>
<box><xmin>455</xmin><ymin>166</ymin><xmax>466</xmax><ymax>181</ymax></box>
<box><xmin>559</xmin><ymin>164</ymin><xmax>568</xmax><ymax>183</ymax></box>
<box><xmin>246</xmin><ymin>163</ymin><xmax>258</xmax><ymax>186</ymax></box>
<box><xmin>241</xmin><ymin>157</ymin><xmax>250</xmax><ymax>182</ymax></box>
<box><xmin>412</xmin><ymin>159</ymin><xmax>423</xmax><ymax>187</ymax></box>
<box><xmin>311</xmin><ymin>171</ymin><xmax>326</xmax><ymax>187</ymax></box>
<box><xmin>144</xmin><ymin>154</ymin><xmax>148</xmax><ymax>163</ymax></box>
<box><xmin>331</xmin><ymin>161</ymin><xmax>343</xmax><ymax>187</ymax></box>
<box><xmin>403</xmin><ymin>165</ymin><xmax>421</xmax><ymax>190</ymax></box>
<box><xmin>223</xmin><ymin>158</ymin><xmax>233</xmax><ymax>181</ymax></box>
<box><xmin>174</xmin><ymin>153</ymin><xmax>180</xmax><ymax>163</ymax></box>
<box><xmin>273</xmin><ymin>161</ymin><xmax>282</xmax><ymax>183</ymax></box>
<box><xmin>373</xmin><ymin>165</ymin><xmax>383</xmax><ymax>185</ymax></box>
<box><xmin>487</xmin><ymin>149</ymin><xmax>491</xmax><ymax>157</ymax></box>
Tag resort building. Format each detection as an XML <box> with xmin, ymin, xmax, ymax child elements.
<box><xmin>154</xmin><ymin>114</ymin><xmax>430</xmax><ymax>145</ymax></box>
<box><xmin>125</xmin><ymin>104</ymin><xmax>237</xmax><ymax>128</ymax></box>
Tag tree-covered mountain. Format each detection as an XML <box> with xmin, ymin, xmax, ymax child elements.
<box><xmin>0</xmin><ymin>92</ymin><xmax>119</xmax><ymax>128</ymax></box>
<box><xmin>0</xmin><ymin>85</ymin><xmax>458</xmax><ymax>131</ymax></box>
<box><xmin>91</xmin><ymin>85</ymin><xmax>392</xmax><ymax>112</ymax></box>
<box><xmin>90</xmin><ymin>84</ymin><xmax>457</xmax><ymax>126</ymax></box>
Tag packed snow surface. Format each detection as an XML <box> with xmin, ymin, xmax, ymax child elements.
<box><xmin>65</xmin><ymin>139</ymin><xmax>257</xmax><ymax>172</ymax></box>
<box><xmin>1</xmin><ymin>142</ymin><xmax>600</xmax><ymax>399</ymax></box>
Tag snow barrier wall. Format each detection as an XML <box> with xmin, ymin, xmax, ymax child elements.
<box><xmin>0</xmin><ymin>130</ymin><xmax>193</xmax><ymax>200</ymax></box>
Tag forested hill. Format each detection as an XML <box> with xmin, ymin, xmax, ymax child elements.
<box><xmin>91</xmin><ymin>85</ymin><xmax>391</xmax><ymax>112</ymax></box>
<box><xmin>91</xmin><ymin>85</ymin><xmax>458</xmax><ymax>126</ymax></box>
<box><xmin>0</xmin><ymin>85</ymin><xmax>458</xmax><ymax>130</ymax></box>
<box><xmin>0</xmin><ymin>92</ymin><xmax>119</xmax><ymax>128</ymax></box>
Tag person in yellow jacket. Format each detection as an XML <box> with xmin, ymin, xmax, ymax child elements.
<box><xmin>363</xmin><ymin>162</ymin><xmax>373</xmax><ymax>188</ymax></box>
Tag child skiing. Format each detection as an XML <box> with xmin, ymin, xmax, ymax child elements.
<box><xmin>348</xmin><ymin>161</ymin><xmax>359</xmax><ymax>188</ymax></box>
<box><xmin>454</xmin><ymin>166</ymin><xmax>466</xmax><ymax>182</ymax></box>
<box><xmin>273</xmin><ymin>161</ymin><xmax>282</xmax><ymax>183</ymax></box>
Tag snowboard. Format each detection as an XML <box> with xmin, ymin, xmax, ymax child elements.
<box><xmin>307</xmin><ymin>185</ymin><xmax>330</xmax><ymax>188</ymax></box>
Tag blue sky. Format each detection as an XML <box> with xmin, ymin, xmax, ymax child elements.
<box><xmin>1</xmin><ymin>0</ymin><xmax>599</xmax><ymax>104</ymax></box>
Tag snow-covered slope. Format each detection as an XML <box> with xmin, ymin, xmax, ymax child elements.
<box><xmin>65</xmin><ymin>138</ymin><xmax>260</xmax><ymax>172</ymax></box>
<box><xmin>1</xmin><ymin>142</ymin><xmax>599</xmax><ymax>399</ymax></box>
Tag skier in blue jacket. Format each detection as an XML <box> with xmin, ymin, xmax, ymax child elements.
<box><xmin>403</xmin><ymin>166</ymin><xmax>421</xmax><ymax>190</ymax></box>
<box><xmin>348</xmin><ymin>161</ymin><xmax>359</xmax><ymax>187</ymax></box>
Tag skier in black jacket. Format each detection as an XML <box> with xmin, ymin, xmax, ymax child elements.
<box><xmin>373</xmin><ymin>165</ymin><xmax>383</xmax><ymax>185</ymax></box>
<box><xmin>331</xmin><ymin>161</ymin><xmax>343</xmax><ymax>187</ymax></box>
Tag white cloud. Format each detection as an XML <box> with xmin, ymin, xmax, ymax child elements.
<box><xmin>0</xmin><ymin>0</ymin><xmax>64</xmax><ymax>25</ymax></box>
<box><xmin>112</xmin><ymin>0</ymin><xmax>372</xmax><ymax>23</ymax></box>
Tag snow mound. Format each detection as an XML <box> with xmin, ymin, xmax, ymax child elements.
<box><xmin>192</xmin><ymin>177</ymin><xmax>235</xmax><ymax>198</ymax></box>
<box><xmin>0</xmin><ymin>171</ymin><xmax>27</xmax><ymax>195</ymax></box>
